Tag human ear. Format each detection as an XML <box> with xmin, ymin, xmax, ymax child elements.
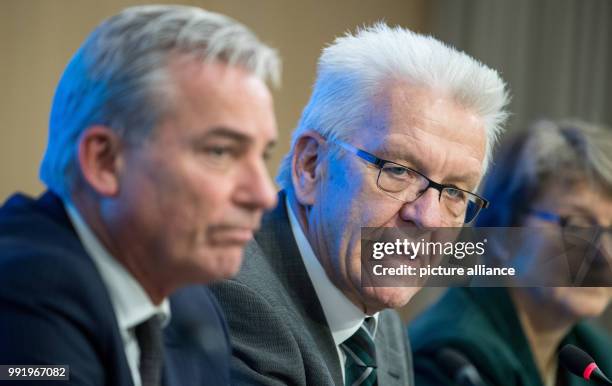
<box><xmin>291</xmin><ymin>131</ymin><xmax>326</xmax><ymax>206</ymax></box>
<box><xmin>77</xmin><ymin>126</ymin><xmax>123</xmax><ymax>197</ymax></box>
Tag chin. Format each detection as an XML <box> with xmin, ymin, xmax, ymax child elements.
<box><xmin>192</xmin><ymin>247</ymin><xmax>245</xmax><ymax>283</ymax></box>
<box><xmin>553</xmin><ymin>287</ymin><xmax>612</xmax><ymax>319</ymax></box>
<box><xmin>361</xmin><ymin>286</ymin><xmax>421</xmax><ymax>313</ymax></box>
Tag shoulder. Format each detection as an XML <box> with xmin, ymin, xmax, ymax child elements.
<box><xmin>209</xmin><ymin>216</ymin><xmax>305</xmax><ymax>338</ymax></box>
<box><xmin>165</xmin><ymin>286</ymin><xmax>232</xmax><ymax>386</ymax></box>
<box><xmin>209</xmin><ymin>276</ymin><xmax>312</xmax><ymax>385</ymax></box>
<box><xmin>0</xmin><ymin>193</ymin><xmax>105</xmax><ymax>310</ymax></box>
<box><xmin>409</xmin><ymin>288</ymin><xmax>523</xmax><ymax>386</ymax></box>
<box><xmin>0</xmin><ymin>196</ymin><xmax>125</xmax><ymax>384</ymax></box>
<box><xmin>409</xmin><ymin>288</ymin><xmax>497</xmax><ymax>350</ymax></box>
<box><xmin>210</xmin><ymin>222</ymin><xmax>304</xmax><ymax>314</ymax></box>
<box><xmin>232</xmin><ymin>238</ymin><xmax>286</xmax><ymax>299</ymax></box>
<box><xmin>168</xmin><ymin>285</ymin><xmax>229</xmax><ymax>337</ymax></box>
<box><xmin>209</xmin><ymin>273</ymin><xmax>291</xmax><ymax>329</ymax></box>
<box><xmin>0</xmin><ymin>192</ymin><xmax>119</xmax><ymax>352</ymax></box>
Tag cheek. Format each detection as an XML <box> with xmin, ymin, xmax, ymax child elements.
<box><xmin>116</xmin><ymin>162</ymin><xmax>170</xmax><ymax>224</ymax></box>
<box><xmin>549</xmin><ymin>288</ymin><xmax>612</xmax><ymax>318</ymax></box>
<box><xmin>325</xmin><ymin>170</ymin><xmax>397</xmax><ymax>228</ymax></box>
<box><xmin>324</xmin><ymin>174</ymin><xmax>401</xmax><ymax>250</ymax></box>
<box><xmin>316</xmin><ymin>162</ymin><xmax>402</xmax><ymax>283</ymax></box>
<box><xmin>167</xmin><ymin>162</ymin><xmax>236</xmax><ymax>228</ymax></box>
<box><xmin>123</xmin><ymin>158</ymin><xmax>227</xmax><ymax>245</ymax></box>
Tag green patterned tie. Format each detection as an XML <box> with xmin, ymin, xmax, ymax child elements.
<box><xmin>340</xmin><ymin>317</ymin><xmax>377</xmax><ymax>386</ymax></box>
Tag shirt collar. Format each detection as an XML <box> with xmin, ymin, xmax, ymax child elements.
<box><xmin>64</xmin><ymin>200</ymin><xmax>171</xmax><ymax>330</ymax></box>
<box><xmin>286</xmin><ymin>197</ymin><xmax>378</xmax><ymax>346</ymax></box>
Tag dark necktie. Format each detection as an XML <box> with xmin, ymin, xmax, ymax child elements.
<box><xmin>340</xmin><ymin>317</ymin><xmax>377</xmax><ymax>386</ymax></box>
<box><xmin>135</xmin><ymin>315</ymin><xmax>164</xmax><ymax>386</ymax></box>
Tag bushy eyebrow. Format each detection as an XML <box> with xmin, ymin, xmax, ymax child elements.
<box><xmin>376</xmin><ymin>143</ymin><xmax>481</xmax><ymax>189</ymax></box>
<box><xmin>377</xmin><ymin>144</ymin><xmax>425</xmax><ymax>171</ymax></box>
<box><xmin>199</xmin><ymin>127</ymin><xmax>253</xmax><ymax>144</ymax></box>
<box><xmin>194</xmin><ymin>127</ymin><xmax>276</xmax><ymax>152</ymax></box>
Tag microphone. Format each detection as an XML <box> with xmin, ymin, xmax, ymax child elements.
<box><xmin>436</xmin><ymin>348</ymin><xmax>487</xmax><ymax>386</ymax></box>
<box><xmin>559</xmin><ymin>344</ymin><xmax>612</xmax><ymax>385</ymax></box>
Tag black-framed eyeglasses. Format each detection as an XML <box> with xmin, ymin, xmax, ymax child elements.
<box><xmin>530</xmin><ymin>209</ymin><xmax>612</xmax><ymax>282</ymax></box>
<box><xmin>331</xmin><ymin>139</ymin><xmax>489</xmax><ymax>224</ymax></box>
<box><xmin>530</xmin><ymin>209</ymin><xmax>612</xmax><ymax>254</ymax></box>
<box><xmin>531</xmin><ymin>210</ymin><xmax>612</xmax><ymax>233</ymax></box>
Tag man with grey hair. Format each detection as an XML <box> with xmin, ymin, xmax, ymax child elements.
<box><xmin>211</xmin><ymin>23</ymin><xmax>509</xmax><ymax>385</ymax></box>
<box><xmin>0</xmin><ymin>5</ymin><xmax>279</xmax><ymax>386</ymax></box>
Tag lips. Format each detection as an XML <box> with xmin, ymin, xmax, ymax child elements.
<box><xmin>208</xmin><ymin>227</ymin><xmax>255</xmax><ymax>245</ymax></box>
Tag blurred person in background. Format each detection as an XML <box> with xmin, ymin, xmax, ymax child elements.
<box><xmin>211</xmin><ymin>23</ymin><xmax>509</xmax><ymax>386</ymax></box>
<box><xmin>0</xmin><ymin>5</ymin><xmax>279</xmax><ymax>386</ymax></box>
<box><xmin>410</xmin><ymin>119</ymin><xmax>612</xmax><ymax>386</ymax></box>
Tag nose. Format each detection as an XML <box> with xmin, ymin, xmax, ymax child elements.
<box><xmin>235</xmin><ymin>159</ymin><xmax>278</xmax><ymax>211</ymax></box>
<box><xmin>399</xmin><ymin>188</ymin><xmax>444</xmax><ymax>228</ymax></box>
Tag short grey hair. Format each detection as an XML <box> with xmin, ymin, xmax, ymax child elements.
<box><xmin>476</xmin><ymin>119</ymin><xmax>612</xmax><ymax>227</ymax></box>
<box><xmin>276</xmin><ymin>23</ymin><xmax>509</xmax><ymax>189</ymax></box>
<box><xmin>40</xmin><ymin>5</ymin><xmax>280</xmax><ymax>199</ymax></box>
<box><xmin>525</xmin><ymin>120</ymin><xmax>612</xmax><ymax>193</ymax></box>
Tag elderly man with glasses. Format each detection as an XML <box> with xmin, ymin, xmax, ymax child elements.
<box><xmin>211</xmin><ymin>23</ymin><xmax>509</xmax><ymax>386</ymax></box>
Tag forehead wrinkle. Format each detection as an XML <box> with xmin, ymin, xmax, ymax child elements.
<box><xmin>375</xmin><ymin>129</ymin><xmax>483</xmax><ymax>188</ymax></box>
<box><xmin>399</xmin><ymin>118</ymin><xmax>484</xmax><ymax>158</ymax></box>
<box><xmin>365</xmin><ymin>83</ymin><xmax>485</xmax><ymax>189</ymax></box>
<box><xmin>386</xmin><ymin>84</ymin><xmax>486</xmax><ymax>150</ymax></box>
<box><xmin>164</xmin><ymin>58</ymin><xmax>277</xmax><ymax>150</ymax></box>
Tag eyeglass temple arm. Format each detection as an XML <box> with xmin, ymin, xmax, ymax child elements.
<box><xmin>530</xmin><ymin>209</ymin><xmax>561</xmax><ymax>223</ymax></box>
<box><xmin>332</xmin><ymin>140</ymin><xmax>385</xmax><ymax>167</ymax></box>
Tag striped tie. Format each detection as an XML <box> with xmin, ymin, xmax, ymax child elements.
<box><xmin>340</xmin><ymin>317</ymin><xmax>377</xmax><ymax>386</ymax></box>
<box><xmin>135</xmin><ymin>315</ymin><xmax>164</xmax><ymax>386</ymax></box>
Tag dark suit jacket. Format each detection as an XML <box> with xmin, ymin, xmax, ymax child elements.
<box><xmin>0</xmin><ymin>191</ymin><xmax>231</xmax><ymax>386</ymax></box>
<box><xmin>210</xmin><ymin>191</ymin><xmax>414</xmax><ymax>386</ymax></box>
<box><xmin>409</xmin><ymin>287</ymin><xmax>612</xmax><ymax>386</ymax></box>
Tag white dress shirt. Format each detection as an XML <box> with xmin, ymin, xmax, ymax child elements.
<box><xmin>286</xmin><ymin>198</ymin><xmax>379</xmax><ymax>382</ymax></box>
<box><xmin>65</xmin><ymin>201</ymin><xmax>170</xmax><ymax>386</ymax></box>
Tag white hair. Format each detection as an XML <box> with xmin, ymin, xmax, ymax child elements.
<box><xmin>276</xmin><ymin>23</ymin><xmax>509</xmax><ymax>189</ymax></box>
<box><xmin>40</xmin><ymin>5</ymin><xmax>280</xmax><ymax>199</ymax></box>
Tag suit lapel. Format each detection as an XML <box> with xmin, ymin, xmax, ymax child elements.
<box><xmin>375</xmin><ymin>315</ymin><xmax>406</xmax><ymax>386</ymax></box>
<box><xmin>255</xmin><ymin>191</ymin><xmax>343</xmax><ymax>386</ymax></box>
<box><xmin>35</xmin><ymin>191</ymin><xmax>136</xmax><ymax>386</ymax></box>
